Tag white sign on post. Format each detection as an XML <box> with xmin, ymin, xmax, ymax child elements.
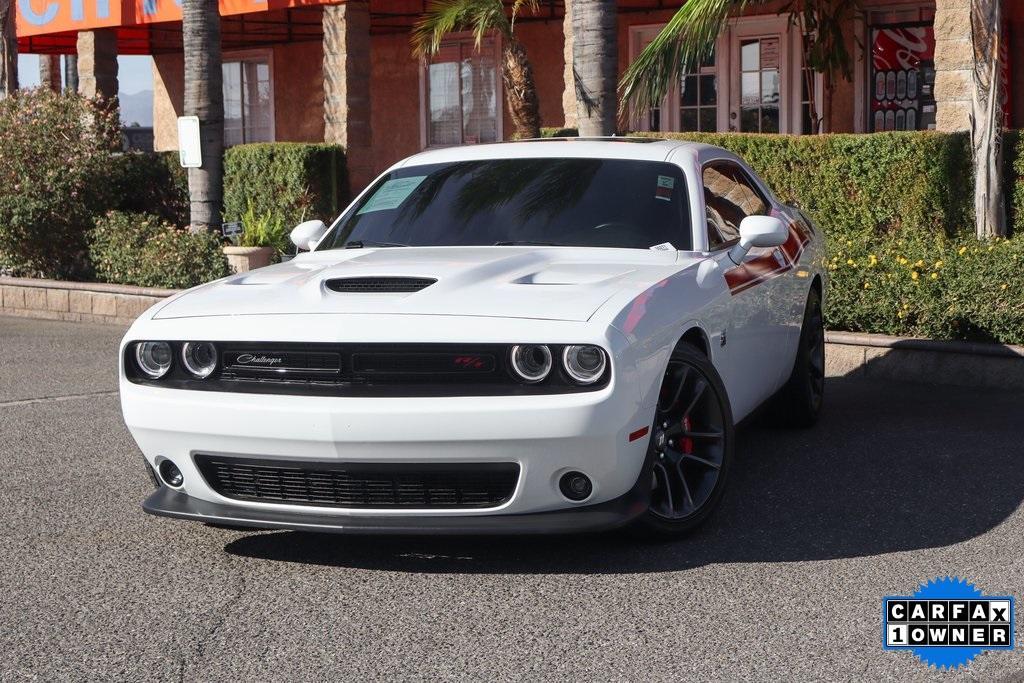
<box><xmin>177</xmin><ymin>116</ymin><xmax>202</xmax><ymax>168</ymax></box>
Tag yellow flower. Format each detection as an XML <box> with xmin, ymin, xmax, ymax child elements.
<box><xmin>902</xmin><ymin>303</ymin><xmax>910</xmax><ymax>309</ymax></box>
<box><xmin>915</xmin><ymin>259</ymin><xmax>925</xmax><ymax>268</ymax></box>
<box><xmin>931</xmin><ymin>272</ymin><xmax>938</xmax><ymax>280</ymax></box>
<box><xmin>911</xmin><ymin>271</ymin><xmax>919</xmax><ymax>280</ymax></box>
<box><xmin>898</xmin><ymin>257</ymin><xmax>908</xmax><ymax>265</ymax></box>
<box><xmin>863</xmin><ymin>282</ymin><xmax>871</xmax><ymax>289</ymax></box>
<box><xmin>1001</xmin><ymin>284</ymin><xmax>1008</xmax><ymax>290</ymax></box>
<box><xmin>958</xmin><ymin>246</ymin><xmax>967</xmax><ymax>255</ymax></box>
<box><xmin>847</xmin><ymin>258</ymin><xmax>855</xmax><ymax>266</ymax></box>
<box><xmin>934</xmin><ymin>260</ymin><xmax>943</xmax><ymax>268</ymax></box>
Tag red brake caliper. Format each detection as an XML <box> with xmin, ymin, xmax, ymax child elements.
<box><xmin>681</xmin><ymin>416</ymin><xmax>694</xmax><ymax>455</ymax></box>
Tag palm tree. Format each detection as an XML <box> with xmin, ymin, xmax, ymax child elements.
<box><xmin>571</xmin><ymin>0</ymin><xmax>618</xmax><ymax>136</ymax></box>
<box><xmin>412</xmin><ymin>0</ymin><xmax>541</xmax><ymax>140</ymax></box>
<box><xmin>0</xmin><ymin>0</ymin><xmax>17</xmax><ymax>98</ymax></box>
<box><xmin>182</xmin><ymin>0</ymin><xmax>224</xmax><ymax>231</ymax></box>
<box><xmin>619</xmin><ymin>0</ymin><xmax>857</xmax><ymax>129</ymax></box>
<box><xmin>969</xmin><ymin>0</ymin><xmax>1006</xmax><ymax>238</ymax></box>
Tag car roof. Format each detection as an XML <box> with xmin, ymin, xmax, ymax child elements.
<box><xmin>396</xmin><ymin>137</ymin><xmax>735</xmax><ymax>168</ymax></box>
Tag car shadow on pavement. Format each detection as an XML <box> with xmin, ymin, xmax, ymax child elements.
<box><xmin>224</xmin><ymin>376</ymin><xmax>1024</xmax><ymax>574</ymax></box>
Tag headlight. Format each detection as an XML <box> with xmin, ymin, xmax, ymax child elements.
<box><xmin>562</xmin><ymin>345</ymin><xmax>607</xmax><ymax>384</ymax></box>
<box><xmin>181</xmin><ymin>342</ymin><xmax>218</xmax><ymax>379</ymax></box>
<box><xmin>510</xmin><ymin>344</ymin><xmax>552</xmax><ymax>383</ymax></box>
<box><xmin>134</xmin><ymin>341</ymin><xmax>172</xmax><ymax>379</ymax></box>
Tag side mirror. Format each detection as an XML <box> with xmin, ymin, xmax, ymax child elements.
<box><xmin>289</xmin><ymin>220</ymin><xmax>328</xmax><ymax>252</ymax></box>
<box><xmin>728</xmin><ymin>215</ymin><xmax>787</xmax><ymax>265</ymax></box>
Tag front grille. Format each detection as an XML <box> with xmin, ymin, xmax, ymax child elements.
<box><xmin>325</xmin><ymin>277</ymin><xmax>437</xmax><ymax>293</ymax></box>
<box><xmin>195</xmin><ymin>455</ymin><xmax>519</xmax><ymax>509</ymax></box>
<box><xmin>124</xmin><ymin>342</ymin><xmax>610</xmax><ymax>396</ymax></box>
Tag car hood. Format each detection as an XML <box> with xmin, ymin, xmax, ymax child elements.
<box><xmin>153</xmin><ymin>246</ymin><xmax>695</xmax><ymax>323</ymax></box>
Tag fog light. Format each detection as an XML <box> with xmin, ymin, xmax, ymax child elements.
<box><xmin>158</xmin><ymin>460</ymin><xmax>184</xmax><ymax>488</ymax></box>
<box><xmin>559</xmin><ymin>471</ymin><xmax>592</xmax><ymax>501</ymax></box>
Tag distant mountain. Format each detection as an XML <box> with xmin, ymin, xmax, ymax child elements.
<box><xmin>120</xmin><ymin>90</ymin><xmax>153</xmax><ymax>128</ymax></box>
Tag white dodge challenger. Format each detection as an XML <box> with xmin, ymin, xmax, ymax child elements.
<box><xmin>121</xmin><ymin>138</ymin><xmax>826</xmax><ymax>538</ymax></box>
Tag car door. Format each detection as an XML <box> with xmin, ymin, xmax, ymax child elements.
<box><xmin>699</xmin><ymin>160</ymin><xmax>791</xmax><ymax>417</ymax></box>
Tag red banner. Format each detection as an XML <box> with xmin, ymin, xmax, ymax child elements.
<box><xmin>16</xmin><ymin>0</ymin><xmax>336</xmax><ymax>37</ymax></box>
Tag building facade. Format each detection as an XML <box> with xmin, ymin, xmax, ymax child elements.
<box><xmin>16</xmin><ymin>0</ymin><xmax>1024</xmax><ymax>192</ymax></box>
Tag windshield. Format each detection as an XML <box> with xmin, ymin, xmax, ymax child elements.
<box><xmin>319</xmin><ymin>157</ymin><xmax>692</xmax><ymax>251</ymax></box>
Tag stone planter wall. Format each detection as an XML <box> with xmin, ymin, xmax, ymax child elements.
<box><xmin>223</xmin><ymin>246</ymin><xmax>275</xmax><ymax>273</ymax></box>
<box><xmin>0</xmin><ymin>277</ymin><xmax>174</xmax><ymax>326</ymax></box>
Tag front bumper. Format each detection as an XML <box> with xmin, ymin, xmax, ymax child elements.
<box><xmin>143</xmin><ymin>460</ymin><xmax>651</xmax><ymax>534</ymax></box>
<box><xmin>124</xmin><ymin>370</ymin><xmax>654</xmax><ymax>527</ymax></box>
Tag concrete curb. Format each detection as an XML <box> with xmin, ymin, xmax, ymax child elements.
<box><xmin>825</xmin><ymin>332</ymin><xmax>1024</xmax><ymax>391</ymax></box>
<box><xmin>0</xmin><ymin>277</ymin><xmax>174</xmax><ymax>327</ymax></box>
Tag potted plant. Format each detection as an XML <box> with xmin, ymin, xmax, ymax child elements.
<box><xmin>222</xmin><ymin>201</ymin><xmax>294</xmax><ymax>273</ymax></box>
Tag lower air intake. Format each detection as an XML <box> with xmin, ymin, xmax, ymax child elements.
<box><xmin>195</xmin><ymin>455</ymin><xmax>519</xmax><ymax>509</ymax></box>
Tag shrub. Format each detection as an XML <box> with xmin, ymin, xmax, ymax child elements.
<box><xmin>109</xmin><ymin>151</ymin><xmax>189</xmax><ymax>226</ymax></box>
<box><xmin>0</xmin><ymin>89</ymin><xmax>121</xmax><ymax>278</ymax></box>
<box><xmin>540</xmin><ymin>127</ymin><xmax>579</xmax><ymax>137</ymax></box>
<box><xmin>825</xmin><ymin>231</ymin><xmax>1024</xmax><ymax>344</ymax></box>
<box><xmin>88</xmin><ymin>211</ymin><xmax>229</xmax><ymax>289</ymax></box>
<box><xmin>223</xmin><ymin>143</ymin><xmax>347</xmax><ymax>232</ymax></box>
<box><xmin>636</xmin><ymin>131</ymin><xmax>972</xmax><ymax>239</ymax></box>
<box><xmin>1003</xmin><ymin>130</ymin><xmax>1024</xmax><ymax>235</ymax></box>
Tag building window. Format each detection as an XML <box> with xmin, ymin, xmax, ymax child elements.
<box><xmin>424</xmin><ymin>36</ymin><xmax>500</xmax><ymax>147</ymax></box>
<box><xmin>679</xmin><ymin>51</ymin><xmax>717</xmax><ymax>132</ymax></box>
<box><xmin>223</xmin><ymin>53</ymin><xmax>274</xmax><ymax>146</ymax></box>
<box><xmin>738</xmin><ymin>37</ymin><xmax>780</xmax><ymax>133</ymax></box>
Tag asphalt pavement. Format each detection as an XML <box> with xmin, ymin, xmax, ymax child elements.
<box><xmin>1</xmin><ymin>315</ymin><xmax>1023</xmax><ymax>682</ymax></box>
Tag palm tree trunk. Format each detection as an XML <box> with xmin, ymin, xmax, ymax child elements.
<box><xmin>64</xmin><ymin>54</ymin><xmax>79</xmax><ymax>93</ymax></box>
<box><xmin>571</xmin><ymin>0</ymin><xmax>617</xmax><ymax>136</ymax></box>
<box><xmin>182</xmin><ymin>0</ymin><xmax>224</xmax><ymax>231</ymax></box>
<box><xmin>0</xmin><ymin>0</ymin><xmax>17</xmax><ymax>98</ymax></box>
<box><xmin>501</xmin><ymin>38</ymin><xmax>540</xmax><ymax>139</ymax></box>
<box><xmin>970</xmin><ymin>0</ymin><xmax>1005</xmax><ymax>238</ymax></box>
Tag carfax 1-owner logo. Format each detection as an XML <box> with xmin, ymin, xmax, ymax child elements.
<box><xmin>883</xmin><ymin>576</ymin><xmax>1015</xmax><ymax>669</ymax></box>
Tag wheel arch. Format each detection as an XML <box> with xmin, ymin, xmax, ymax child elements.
<box><xmin>676</xmin><ymin>325</ymin><xmax>711</xmax><ymax>357</ymax></box>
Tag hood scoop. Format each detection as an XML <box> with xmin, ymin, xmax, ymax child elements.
<box><xmin>324</xmin><ymin>276</ymin><xmax>438</xmax><ymax>294</ymax></box>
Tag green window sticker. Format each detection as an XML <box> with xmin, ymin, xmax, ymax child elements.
<box><xmin>655</xmin><ymin>175</ymin><xmax>675</xmax><ymax>201</ymax></box>
<box><xmin>357</xmin><ymin>176</ymin><xmax>428</xmax><ymax>214</ymax></box>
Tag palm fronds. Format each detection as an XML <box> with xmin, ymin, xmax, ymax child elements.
<box><xmin>411</xmin><ymin>0</ymin><xmax>511</xmax><ymax>56</ymax></box>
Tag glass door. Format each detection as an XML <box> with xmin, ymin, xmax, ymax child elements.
<box><xmin>737</xmin><ymin>36</ymin><xmax>781</xmax><ymax>133</ymax></box>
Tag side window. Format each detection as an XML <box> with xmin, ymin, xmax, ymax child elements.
<box><xmin>701</xmin><ymin>162</ymin><xmax>769</xmax><ymax>250</ymax></box>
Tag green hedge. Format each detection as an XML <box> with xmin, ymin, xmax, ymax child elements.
<box><xmin>223</xmin><ymin>143</ymin><xmax>347</xmax><ymax>231</ymax></box>
<box><xmin>88</xmin><ymin>211</ymin><xmax>229</xmax><ymax>289</ymax></box>
<box><xmin>637</xmin><ymin>131</ymin><xmax>973</xmax><ymax>239</ymax></box>
<box><xmin>1003</xmin><ymin>130</ymin><xmax>1024</xmax><ymax>235</ymax></box>
<box><xmin>637</xmin><ymin>130</ymin><xmax>1024</xmax><ymax>344</ymax></box>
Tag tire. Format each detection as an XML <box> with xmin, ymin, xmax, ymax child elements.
<box><xmin>769</xmin><ymin>287</ymin><xmax>825</xmax><ymax>428</ymax></box>
<box><xmin>629</xmin><ymin>343</ymin><xmax>735</xmax><ymax>540</ymax></box>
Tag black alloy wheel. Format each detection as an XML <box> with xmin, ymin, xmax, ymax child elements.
<box><xmin>769</xmin><ymin>287</ymin><xmax>825</xmax><ymax>428</ymax></box>
<box><xmin>631</xmin><ymin>344</ymin><xmax>735</xmax><ymax>539</ymax></box>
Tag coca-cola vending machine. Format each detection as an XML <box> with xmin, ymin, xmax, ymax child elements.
<box><xmin>870</xmin><ymin>23</ymin><xmax>935</xmax><ymax>132</ymax></box>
